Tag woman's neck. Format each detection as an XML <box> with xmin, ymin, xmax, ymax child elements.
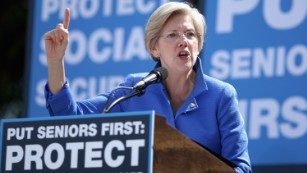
<box><xmin>164</xmin><ymin>69</ymin><xmax>196</xmax><ymax>115</ymax></box>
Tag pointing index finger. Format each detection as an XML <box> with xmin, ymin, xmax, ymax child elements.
<box><xmin>63</xmin><ymin>8</ymin><xmax>70</xmax><ymax>29</ymax></box>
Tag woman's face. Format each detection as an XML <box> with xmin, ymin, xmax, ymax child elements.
<box><xmin>152</xmin><ymin>14</ymin><xmax>199</xmax><ymax>75</ymax></box>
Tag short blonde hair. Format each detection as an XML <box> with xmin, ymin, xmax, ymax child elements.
<box><xmin>145</xmin><ymin>2</ymin><xmax>206</xmax><ymax>61</ymax></box>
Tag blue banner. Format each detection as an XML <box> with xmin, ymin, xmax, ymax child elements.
<box><xmin>27</xmin><ymin>0</ymin><xmax>180</xmax><ymax>117</ymax></box>
<box><xmin>202</xmin><ymin>0</ymin><xmax>307</xmax><ymax>165</ymax></box>
<box><xmin>0</xmin><ymin>111</ymin><xmax>154</xmax><ymax>172</ymax></box>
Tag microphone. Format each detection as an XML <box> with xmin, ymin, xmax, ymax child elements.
<box><xmin>133</xmin><ymin>67</ymin><xmax>168</xmax><ymax>90</ymax></box>
<box><xmin>103</xmin><ymin>67</ymin><xmax>168</xmax><ymax>113</ymax></box>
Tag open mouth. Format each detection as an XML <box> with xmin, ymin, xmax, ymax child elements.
<box><xmin>178</xmin><ymin>51</ymin><xmax>189</xmax><ymax>59</ymax></box>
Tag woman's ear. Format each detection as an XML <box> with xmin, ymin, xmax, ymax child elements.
<box><xmin>150</xmin><ymin>44</ymin><xmax>160</xmax><ymax>58</ymax></box>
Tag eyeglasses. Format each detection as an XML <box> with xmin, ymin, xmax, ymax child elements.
<box><xmin>159</xmin><ymin>31</ymin><xmax>200</xmax><ymax>42</ymax></box>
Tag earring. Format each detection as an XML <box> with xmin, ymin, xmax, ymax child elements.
<box><xmin>156</xmin><ymin>54</ymin><xmax>160</xmax><ymax>61</ymax></box>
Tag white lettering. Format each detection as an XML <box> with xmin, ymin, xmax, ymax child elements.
<box><xmin>88</xmin><ymin>28</ymin><xmax>112</xmax><ymax>63</ymax></box>
<box><xmin>126</xmin><ymin>139</ymin><xmax>145</xmax><ymax>166</ymax></box>
<box><xmin>249</xmin><ymin>98</ymin><xmax>279</xmax><ymax>139</ymax></box>
<box><xmin>280</xmin><ymin>96</ymin><xmax>307</xmax><ymax>138</ymax></box>
<box><xmin>70</xmin><ymin>76</ymin><xmax>124</xmax><ymax>100</ymax></box>
<box><xmin>6</xmin><ymin>127</ymin><xmax>34</xmax><ymax>141</ymax></box>
<box><xmin>5</xmin><ymin>140</ymin><xmax>146</xmax><ymax>170</ymax></box>
<box><xmin>66</xmin><ymin>30</ymin><xmax>87</xmax><ymax>65</ymax></box>
<box><xmin>41</xmin><ymin>0</ymin><xmax>168</xmax><ymax>20</ymax></box>
<box><xmin>240</xmin><ymin>96</ymin><xmax>307</xmax><ymax>139</ymax></box>
<box><xmin>124</xmin><ymin>27</ymin><xmax>147</xmax><ymax>61</ymax></box>
<box><xmin>36</xmin><ymin>76</ymin><xmax>124</xmax><ymax>107</ymax></box>
<box><xmin>41</xmin><ymin>0</ymin><xmax>59</xmax><ymax>21</ymax></box>
<box><xmin>287</xmin><ymin>44</ymin><xmax>307</xmax><ymax>76</ymax></box>
<box><xmin>104</xmin><ymin>140</ymin><xmax>125</xmax><ymax>167</ymax></box>
<box><xmin>118</xmin><ymin>0</ymin><xmax>134</xmax><ymax>16</ymax></box>
<box><xmin>39</xmin><ymin>27</ymin><xmax>151</xmax><ymax>66</ymax></box>
<box><xmin>101</xmin><ymin>121</ymin><xmax>144</xmax><ymax>136</ymax></box>
<box><xmin>24</xmin><ymin>144</ymin><xmax>43</xmax><ymax>170</ymax></box>
<box><xmin>66</xmin><ymin>142</ymin><xmax>84</xmax><ymax>168</ymax></box>
<box><xmin>216</xmin><ymin>0</ymin><xmax>259</xmax><ymax>33</ymax></box>
<box><xmin>210</xmin><ymin>50</ymin><xmax>230</xmax><ymax>79</ymax></box>
<box><xmin>137</xmin><ymin>0</ymin><xmax>156</xmax><ymax>14</ymax></box>
<box><xmin>44</xmin><ymin>143</ymin><xmax>65</xmax><ymax>170</ymax></box>
<box><xmin>37</xmin><ymin>124</ymin><xmax>97</xmax><ymax>139</ymax></box>
<box><xmin>36</xmin><ymin>79</ymin><xmax>47</xmax><ymax>107</ymax></box>
<box><xmin>216</xmin><ymin>0</ymin><xmax>307</xmax><ymax>32</ymax></box>
<box><xmin>253</xmin><ymin>47</ymin><xmax>274</xmax><ymax>78</ymax></box>
<box><xmin>5</xmin><ymin>145</ymin><xmax>24</xmax><ymax>171</ymax></box>
<box><xmin>85</xmin><ymin>141</ymin><xmax>103</xmax><ymax>168</ymax></box>
<box><xmin>210</xmin><ymin>45</ymin><xmax>307</xmax><ymax>80</ymax></box>
<box><xmin>232</xmin><ymin>49</ymin><xmax>251</xmax><ymax>79</ymax></box>
<box><xmin>79</xmin><ymin>0</ymin><xmax>99</xmax><ymax>19</ymax></box>
<box><xmin>264</xmin><ymin>0</ymin><xmax>307</xmax><ymax>30</ymax></box>
<box><xmin>40</xmin><ymin>35</ymin><xmax>47</xmax><ymax>66</ymax></box>
<box><xmin>60</xmin><ymin>0</ymin><xmax>78</xmax><ymax>19</ymax></box>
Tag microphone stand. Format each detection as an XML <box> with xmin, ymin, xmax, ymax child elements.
<box><xmin>103</xmin><ymin>89</ymin><xmax>145</xmax><ymax>113</ymax></box>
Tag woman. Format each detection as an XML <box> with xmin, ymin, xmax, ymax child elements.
<box><xmin>44</xmin><ymin>2</ymin><xmax>251</xmax><ymax>173</ymax></box>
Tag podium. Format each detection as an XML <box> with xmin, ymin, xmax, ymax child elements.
<box><xmin>153</xmin><ymin>115</ymin><xmax>236</xmax><ymax>173</ymax></box>
<box><xmin>0</xmin><ymin>111</ymin><xmax>236</xmax><ymax>173</ymax></box>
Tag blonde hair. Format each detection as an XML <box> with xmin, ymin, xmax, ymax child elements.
<box><xmin>145</xmin><ymin>2</ymin><xmax>206</xmax><ymax>61</ymax></box>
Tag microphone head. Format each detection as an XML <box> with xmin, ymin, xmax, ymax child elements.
<box><xmin>153</xmin><ymin>67</ymin><xmax>168</xmax><ymax>82</ymax></box>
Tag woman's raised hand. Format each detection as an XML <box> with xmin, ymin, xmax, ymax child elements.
<box><xmin>44</xmin><ymin>8</ymin><xmax>70</xmax><ymax>94</ymax></box>
<box><xmin>44</xmin><ymin>8</ymin><xmax>70</xmax><ymax>62</ymax></box>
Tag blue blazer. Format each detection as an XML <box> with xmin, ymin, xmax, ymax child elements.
<box><xmin>45</xmin><ymin>58</ymin><xmax>251</xmax><ymax>173</ymax></box>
